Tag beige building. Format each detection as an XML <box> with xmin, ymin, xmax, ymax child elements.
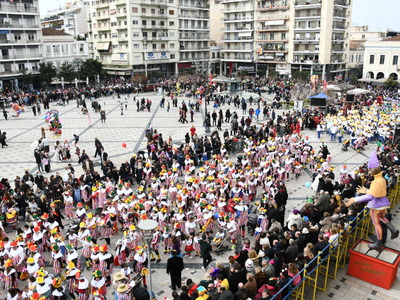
<box><xmin>215</xmin><ymin>0</ymin><xmax>353</xmax><ymax>79</ymax></box>
<box><xmin>87</xmin><ymin>0</ymin><xmax>210</xmax><ymax>77</ymax></box>
<box><xmin>362</xmin><ymin>36</ymin><xmax>400</xmax><ymax>82</ymax></box>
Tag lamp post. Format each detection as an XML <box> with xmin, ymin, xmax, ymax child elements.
<box><xmin>137</xmin><ymin>219</ymin><xmax>158</xmax><ymax>300</ymax></box>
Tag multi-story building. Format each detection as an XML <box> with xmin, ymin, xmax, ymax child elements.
<box><xmin>0</xmin><ymin>0</ymin><xmax>42</xmax><ymax>89</ymax></box>
<box><xmin>87</xmin><ymin>0</ymin><xmax>210</xmax><ymax>77</ymax></box>
<box><xmin>178</xmin><ymin>0</ymin><xmax>210</xmax><ymax>74</ymax></box>
<box><xmin>42</xmin><ymin>28</ymin><xmax>88</xmax><ymax>70</ymax></box>
<box><xmin>291</xmin><ymin>0</ymin><xmax>352</xmax><ymax>80</ymax></box>
<box><xmin>362</xmin><ymin>36</ymin><xmax>400</xmax><ymax>82</ymax></box>
<box><xmin>216</xmin><ymin>0</ymin><xmax>353</xmax><ymax>79</ymax></box>
<box><xmin>220</xmin><ymin>0</ymin><xmax>255</xmax><ymax>75</ymax></box>
<box><xmin>255</xmin><ymin>0</ymin><xmax>291</xmax><ymax>76</ymax></box>
<box><xmin>41</xmin><ymin>0</ymin><xmax>90</xmax><ymax>38</ymax></box>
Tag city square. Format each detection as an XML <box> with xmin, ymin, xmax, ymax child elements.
<box><xmin>0</xmin><ymin>0</ymin><xmax>400</xmax><ymax>299</ymax></box>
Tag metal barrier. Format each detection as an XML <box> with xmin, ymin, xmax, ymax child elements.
<box><xmin>270</xmin><ymin>181</ymin><xmax>400</xmax><ymax>300</ymax></box>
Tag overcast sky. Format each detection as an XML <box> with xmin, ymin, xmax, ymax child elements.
<box><xmin>38</xmin><ymin>0</ymin><xmax>400</xmax><ymax>32</ymax></box>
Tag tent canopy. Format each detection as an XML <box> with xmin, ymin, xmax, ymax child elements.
<box><xmin>212</xmin><ymin>75</ymin><xmax>241</xmax><ymax>83</ymax></box>
<box><xmin>309</xmin><ymin>92</ymin><xmax>330</xmax><ymax>99</ymax></box>
<box><xmin>347</xmin><ymin>88</ymin><xmax>370</xmax><ymax>95</ymax></box>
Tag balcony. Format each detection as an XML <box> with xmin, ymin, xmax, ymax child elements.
<box><xmin>179</xmin><ymin>26</ymin><xmax>209</xmax><ymax>30</ymax></box>
<box><xmin>292</xmin><ymin>59</ymin><xmax>319</xmax><ymax>64</ymax></box>
<box><xmin>294</xmin><ymin>0</ymin><xmax>322</xmax><ymax>9</ymax></box>
<box><xmin>258</xmin><ymin>27</ymin><xmax>288</xmax><ymax>32</ymax></box>
<box><xmin>141</xmin><ymin>0</ymin><xmax>168</xmax><ymax>7</ymax></box>
<box><xmin>221</xmin><ymin>48</ymin><xmax>253</xmax><ymax>53</ymax></box>
<box><xmin>221</xmin><ymin>38</ymin><xmax>253</xmax><ymax>42</ymax></box>
<box><xmin>334</xmin><ymin>0</ymin><xmax>349</xmax><ymax>7</ymax></box>
<box><xmin>294</xmin><ymin>26</ymin><xmax>321</xmax><ymax>31</ymax></box>
<box><xmin>180</xmin><ymin>14</ymin><xmax>208</xmax><ymax>20</ymax></box>
<box><xmin>223</xmin><ymin>7</ymin><xmax>253</xmax><ymax>13</ymax></box>
<box><xmin>141</xmin><ymin>12</ymin><xmax>168</xmax><ymax>18</ymax></box>
<box><xmin>0</xmin><ymin>53</ymin><xmax>41</xmax><ymax>60</ymax></box>
<box><xmin>145</xmin><ymin>36</ymin><xmax>170</xmax><ymax>41</ymax></box>
<box><xmin>179</xmin><ymin>47</ymin><xmax>210</xmax><ymax>51</ymax></box>
<box><xmin>224</xmin><ymin>27</ymin><xmax>253</xmax><ymax>32</ymax></box>
<box><xmin>0</xmin><ymin>39</ymin><xmax>41</xmax><ymax>44</ymax></box>
<box><xmin>0</xmin><ymin>4</ymin><xmax>38</xmax><ymax>13</ymax></box>
<box><xmin>0</xmin><ymin>22</ymin><xmax>38</xmax><ymax>28</ymax></box>
<box><xmin>179</xmin><ymin>1</ymin><xmax>210</xmax><ymax>10</ymax></box>
<box><xmin>258</xmin><ymin>5</ymin><xmax>289</xmax><ymax>11</ymax></box>
<box><xmin>179</xmin><ymin>35</ymin><xmax>209</xmax><ymax>40</ymax></box>
<box><xmin>293</xmin><ymin>38</ymin><xmax>320</xmax><ymax>43</ymax></box>
<box><xmin>293</xmin><ymin>49</ymin><xmax>319</xmax><ymax>54</ymax></box>
<box><xmin>96</xmin><ymin>1</ymin><xmax>109</xmax><ymax>8</ymax></box>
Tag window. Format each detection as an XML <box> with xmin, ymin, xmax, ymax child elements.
<box><xmin>170</xmin><ymin>43</ymin><xmax>175</xmax><ymax>49</ymax></box>
<box><xmin>133</xmin><ymin>44</ymin><xmax>139</xmax><ymax>49</ymax></box>
<box><xmin>113</xmin><ymin>44</ymin><xmax>118</xmax><ymax>49</ymax></box>
<box><xmin>152</xmin><ymin>43</ymin><xmax>156</xmax><ymax>49</ymax></box>
<box><xmin>152</xmin><ymin>32</ymin><xmax>156</xmax><ymax>37</ymax></box>
<box><xmin>151</xmin><ymin>9</ymin><xmax>156</xmax><ymax>14</ymax></box>
<box><xmin>142</xmin><ymin>20</ymin><xmax>147</xmax><ymax>25</ymax></box>
<box><xmin>161</xmin><ymin>43</ymin><xmax>165</xmax><ymax>49</ymax></box>
<box><xmin>132</xmin><ymin>7</ymin><xmax>138</xmax><ymax>13</ymax></box>
<box><xmin>380</xmin><ymin>55</ymin><xmax>385</xmax><ymax>64</ymax></box>
<box><xmin>170</xmin><ymin>54</ymin><xmax>175</xmax><ymax>59</ymax></box>
<box><xmin>151</xmin><ymin>21</ymin><xmax>156</xmax><ymax>26</ymax></box>
<box><xmin>133</xmin><ymin>32</ymin><xmax>140</xmax><ymax>37</ymax></box>
<box><xmin>169</xmin><ymin>10</ymin><xmax>174</xmax><ymax>15</ymax></box>
<box><xmin>369</xmin><ymin>55</ymin><xmax>374</xmax><ymax>64</ymax></box>
<box><xmin>132</xmin><ymin>20</ymin><xmax>138</xmax><ymax>25</ymax></box>
<box><xmin>393</xmin><ymin>55</ymin><xmax>398</xmax><ymax>65</ymax></box>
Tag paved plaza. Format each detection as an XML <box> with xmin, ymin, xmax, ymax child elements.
<box><xmin>0</xmin><ymin>91</ymin><xmax>399</xmax><ymax>300</ymax></box>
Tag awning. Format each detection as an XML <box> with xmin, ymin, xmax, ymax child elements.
<box><xmin>97</xmin><ymin>42</ymin><xmax>110</xmax><ymax>52</ymax></box>
<box><xmin>330</xmin><ymin>69</ymin><xmax>348</xmax><ymax>73</ymax></box>
<box><xmin>264</xmin><ymin>20</ymin><xmax>285</xmax><ymax>26</ymax></box>
<box><xmin>106</xmin><ymin>70</ymin><xmax>130</xmax><ymax>76</ymax></box>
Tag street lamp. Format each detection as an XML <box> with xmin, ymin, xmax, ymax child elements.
<box><xmin>137</xmin><ymin>219</ymin><xmax>158</xmax><ymax>300</ymax></box>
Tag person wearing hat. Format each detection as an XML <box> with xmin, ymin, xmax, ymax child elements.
<box><xmin>112</xmin><ymin>271</ymin><xmax>128</xmax><ymax>291</ymax></box>
<box><xmin>76</xmin><ymin>271</ymin><xmax>89</xmax><ymax>300</ymax></box>
<box><xmin>27</xmin><ymin>256</ymin><xmax>39</xmax><ymax>276</ymax></box>
<box><xmin>150</xmin><ymin>228</ymin><xmax>161</xmax><ymax>263</ymax></box>
<box><xmin>4</xmin><ymin>259</ymin><xmax>17</xmax><ymax>290</ymax></box>
<box><xmin>116</xmin><ymin>283</ymin><xmax>130</xmax><ymax>300</ymax></box>
<box><xmin>91</xmin><ymin>270</ymin><xmax>107</xmax><ymax>299</ymax></box>
<box><xmin>196</xmin><ymin>286</ymin><xmax>209</xmax><ymax>300</ymax></box>
<box><xmin>80</xmin><ymin>236</ymin><xmax>94</xmax><ymax>268</ymax></box>
<box><xmin>36</xmin><ymin>276</ymin><xmax>51</xmax><ymax>298</ymax></box>
<box><xmin>66</xmin><ymin>261</ymin><xmax>79</xmax><ymax>299</ymax></box>
<box><xmin>98</xmin><ymin>244</ymin><xmax>114</xmax><ymax>285</ymax></box>
<box><xmin>66</xmin><ymin>244</ymin><xmax>79</xmax><ymax>266</ymax></box>
<box><xmin>133</xmin><ymin>246</ymin><xmax>148</xmax><ymax>287</ymax></box>
<box><xmin>346</xmin><ymin>151</ymin><xmax>399</xmax><ymax>251</ymax></box>
<box><xmin>51</xmin><ymin>244</ymin><xmax>63</xmax><ymax>275</ymax></box>
<box><xmin>76</xmin><ymin>202</ymin><xmax>87</xmax><ymax>221</ymax></box>
<box><xmin>166</xmin><ymin>249</ymin><xmax>184</xmax><ymax>291</ymax></box>
<box><xmin>52</xmin><ymin>277</ymin><xmax>66</xmax><ymax>300</ymax></box>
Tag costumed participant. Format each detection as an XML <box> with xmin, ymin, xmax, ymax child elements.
<box><xmin>76</xmin><ymin>271</ymin><xmax>89</xmax><ymax>300</ymax></box>
<box><xmin>26</xmin><ymin>257</ymin><xmax>39</xmax><ymax>276</ymax></box>
<box><xmin>65</xmin><ymin>262</ymin><xmax>79</xmax><ymax>300</ymax></box>
<box><xmin>98</xmin><ymin>244</ymin><xmax>114</xmax><ymax>285</ymax></box>
<box><xmin>6</xmin><ymin>208</ymin><xmax>18</xmax><ymax>230</ymax></box>
<box><xmin>51</xmin><ymin>244</ymin><xmax>63</xmax><ymax>275</ymax></box>
<box><xmin>91</xmin><ymin>270</ymin><xmax>107</xmax><ymax>300</ymax></box>
<box><xmin>150</xmin><ymin>228</ymin><xmax>161</xmax><ymax>263</ymax></box>
<box><xmin>4</xmin><ymin>259</ymin><xmax>18</xmax><ymax>290</ymax></box>
<box><xmin>116</xmin><ymin>283</ymin><xmax>131</xmax><ymax>300</ymax></box>
<box><xmin>36</xmin><ymin>276</ymin><xmax>51</xmax><ymax>298</ymax></box>
<box><xmin>9</xmin><ymin>240</ymin><xmax>26</xmax><ymax>275</ymax></box>
<box><xmin>346</xmin><ymin>151</ymin><xmax>399</xmax><ymax>251</ymax></box>
<box><xmin>51</xmin><ymin>277</ymin><xmax>66</xmax><ymax>300</ymax></box>
<box><xmin>133</xmin><ymin>246</ymin><xmax>148</xmax><ymax>287</ymax></box>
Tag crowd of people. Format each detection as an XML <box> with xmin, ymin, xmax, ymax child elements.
<box><xmin>0</xmin><ymin>77</ymin><xmax>399</xmax><ymax>300</ymax></box>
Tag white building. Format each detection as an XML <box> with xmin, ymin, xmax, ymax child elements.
<box><xmin>0</xmin><ymin>0</ymin><xmax>42</xmax><ymax>89</ymax></box>
<box><xmin>42</xmin><ymin>28</ymin><xmax>88</xmax><ymax>70</ymax></box>
<box><xmin>41</xmin><ymin>0</ymin><xmax>90</xmax><ymax>38</ymax></box>
<box><xmin>362</xmin><ymin>36</ymin><xmax>400</xmax><ymax>82</ymax></box>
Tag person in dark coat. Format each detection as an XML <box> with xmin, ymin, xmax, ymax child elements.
<box><xmin>199</xmin><ymin>234</ymin><xmax>213</xmax><ymax>269</ymax></box>
<box><xmin>166</xmin><ymin>249</ymin><xmax>184</xmax><ymax>291</ymax></box>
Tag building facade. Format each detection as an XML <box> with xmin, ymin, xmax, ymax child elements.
<box><xmin>215</xmin><ymin>0</ymin><xmax>353</xmax><ymax>79</ymax></box>
<box><xmin>41</xmin><ymin>0</ymin><xmax>90</xmax><ymax>38</ymax></box>
<box><xmin>87</xmin><ymin>0</ymin><xmax>210</xmax><ymax>77</ymax></box>
<box><xmin>363</xmin><ymin>36</ymin><xmax>400</xmax><ymax>82</ymax></box>
<box><xmin>42</xmin><ymin>28</ymin><xmax>88</xmax><ymax>71</ymax></box>
<box><xmin>0</xmin><ymin>0</ymin><xmax>42</xmax><ymax>89</ymax></box>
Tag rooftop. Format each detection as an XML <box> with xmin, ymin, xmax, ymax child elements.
<box><xmin>42</xmin><ymin>28</ymin><xmax>71</xmax><ymax>36</ymax></box>
<box><xmin>383</xmin><ymin>35</ymin><xmax>400</xmax><ymax>42</ymax></box>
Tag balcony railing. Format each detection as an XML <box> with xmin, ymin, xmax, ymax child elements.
<box><xmin>0</xmin><ymin>53</ymin><xmax>41</xmax><ymax>60</ymax></box>
<box><xmin>0</xmin><ymin>39</ymin><xmax>41</xmax><ymax>44</ymax></box>
<box><xmin>0</xmin><ymin>5</ymin><xmax>38</xmax><ymax>13</ymax></box>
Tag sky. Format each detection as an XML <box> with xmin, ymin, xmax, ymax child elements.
<box><xmin>38</xmin><ymin>0</ymin><xmax>400</xmax><ymax>32</ymax></box>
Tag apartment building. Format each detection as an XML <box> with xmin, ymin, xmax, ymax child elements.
<box><xmin>0</xmin><ymin>0</ymin><xmax>42</xmax><ymax>89</ymax></box>
<box><xmin>42</xmin><ymin>28</ymin><xmax>88</xmax><ymax>70</ymax></box>
<box><xmin>41</xmin><ymin>0</ymin><xmax>90</xmax><ymax>38</ymax></box>
<box><xmin>87</xmin><ymin>0</ymin><xmax>210</xmax><ymax>77</ymax></box>
<box><xmin>216</xmin><ymin>0</ymin><xmax>353</xmax><ymax>79</ymax></box>
<box><xmin>219</xmin><ymin>0</ymin><xmax>255</xmax><ymax>75</ymax></box>
<box><xmin>178</xmin><ymin>0</ymin><xmax>210</xmax><ymax>74</ymax></box>
<box><xmin>255</xmin><ymin>0</ymin><xmax>292</xmax><ymax>76</ymax></box>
